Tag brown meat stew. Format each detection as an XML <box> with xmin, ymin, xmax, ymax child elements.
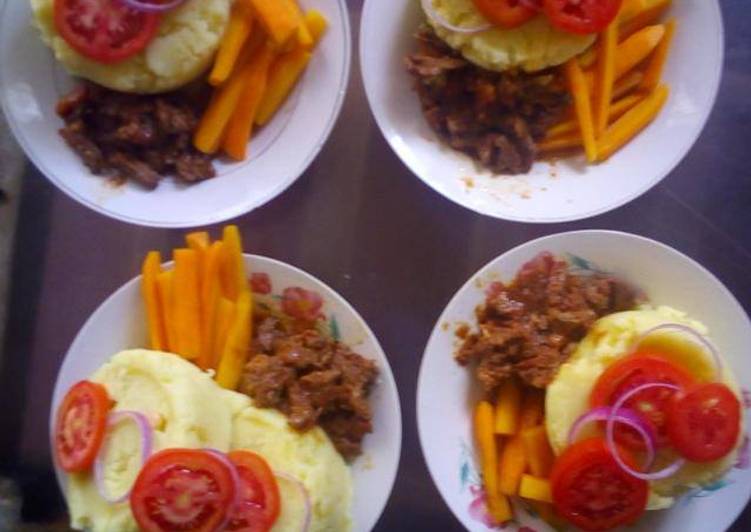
<box><xmin>405</xmin><ymin>27</ymin><xmax>570</xmax><ymax>175</ymax></box>
<box><xmin>239</xmin><ymin>310</ymin><xmax>378</xmax><ymax>460</ymax></box>
<box><xmin>57</xmin><ymin>83</ymin><xmax>216</xmax><ymax>189</ymax></box>
<box><xmin>456</xmin><ymin>252</ymin><xmax>637</xmax><ymax>392</ymax></box>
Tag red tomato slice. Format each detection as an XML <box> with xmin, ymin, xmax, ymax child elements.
<box><xmin>472</xmin><ymin>0</ymin><xmax>538</xmax><ymax>29</ymax></box>
<box><xmin>54</xmin><ymin>380</ymin><xmax>111</xmax><ymax>473</ymax></box>
<box><xmin>53</xmin><ymin>0</ymin><xmax>161</xmax><ymax>64</ymax></box>
<box><xmin>130</xmin><ymin>449</ymin><xmax>237</xmax><ymax>532</ymax></box>
<box><xmin>225</xmin><ymin>451</ymin><xmax>281</xmax><ymax>532</ymax></box>
<box><xmin>551</xmin><ymin>437</ymin><xmax>648</xmax><ymax>531</ymax></box>
<box><xmin>590</xmin><ymin>352</ymin><xmax>697</xmax><ymax>450</ymax></box>
<box><xmin>667</xmin><ymin>383</ymin><xmax>741</xmax><ymax>462</ymax></box>
<box><xmin>543</xmin><ymin>0</ymin><xmax>623</xmax><ymax>35</ymax></box>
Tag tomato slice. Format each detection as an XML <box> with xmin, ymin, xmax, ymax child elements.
<box><xmin>53</xmin><ymin>0</ymin><xmax>161</xmax><ymax>64</ymax></box>
<box><xmin>225</xmin><ymin>451</ymin><xmax>281</xmax><ymax>532</ymax></box>
<box><xmin>54</xmin><ymin>380</ymin><xmax>111</xmax><ymax>473</ymax></box>
<box><xmin>543</xmin><ymin>0</ymin><xmax>623</xmax><ymax>35</ymax></box>
<box><xmin>590</xmin><ymin>352</ymin><xmax>697</xmax><ymax>450</ymax></box>
<box><xmin>551</xmin><ymin>437</ymin><xmax>648</xmax><ymax>531</ymax></box>
<box><xmin>667</xmin><ymin>383</ymin><xmax>741</xmax><ymax>462</ymax></box>
<box><xmin>130</xmin><ymin>449</ymin><xmax>237</xmax><ymax>532</ymax></box>
<box><xmin>472</xmin><ymin>0</ymin><xmax>538</xmax><ymax>29</ymax></box>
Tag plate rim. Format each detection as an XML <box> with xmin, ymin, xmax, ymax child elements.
<box><xmin>49</xmin><ymin>253</ymin><xmax>403</xmax><ymax>532</ymax></box>
<box><xmin>359</xmin><ymin>0</ymin><xmax>725</xmax><ymax>224</ymax></box>
<box><xmin>0</xmin><ymin>0</ymin><xmax>353</xmax><ymax>228</ymax></box>
<box><xmin>416</xmin><ymin>229</ymin><xmax>751</xmax><ymax>531</ymax></box>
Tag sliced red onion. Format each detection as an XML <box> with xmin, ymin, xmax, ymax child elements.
<box><xmin>120</xmin><ymin>0</ymin><xmax>186</xmax><ymax>13</ymax></box>
<box><xmin>634</xmin><ymin>323</ymin><xmax>722</xmax><ymax>380</ymax></box>
<box><xmin>94</xmin><ymin>411</ymin><xmax>154</xmax><ymax>504</ymax></box>
<box><xmin>204</xmin><ymin>448</ymin><xmax>242</xmax><ymax>530</ymax></box>
<box><xmin>568</xmin><ymin>406</ymin><xmax>656</xmax><ymax>469</ymax></box>
<box><xmin>606</xmin><ymin>383</ymin><xmax>686</xmax><ymax>481</ymax></box>
<box><xmin>421</xmin><ymin>0</ymin><xmax>493</xmax><ymax>34</ymax></box>
<box><xmin>275</xmin><ymin>471</ymin><xmax>312</xmax><ymax>532</ymax></box>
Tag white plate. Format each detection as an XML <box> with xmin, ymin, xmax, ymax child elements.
<box><xmin>0</xmin><ymin>0</ymin><xmax>351</xmax><ymax>228</ymax></box>
<box><xmin>418</xmin><ymin>230</ymin><xmax>751</xmax><ymax>531</ymax></box>
<box><xmin>50</xmin><ymin>254</ymin><xmax>401</xmax><ymax>531</ymax></box>
<box><xmin>360</xmin><ymin>1</ymin><xmax>723</xmax><ymax>223</ymax></box>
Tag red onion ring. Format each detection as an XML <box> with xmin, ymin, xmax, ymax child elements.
<box><xmin>606</xmin><ymin>383</ymin><xmax>686</xmax><ymax>481</ymax></box>
<box><xmin>120</xmin><ymin>0</ymin><xmax>187</xmax><ymax>13</ymax></box>
<box><xmin>568</xmin><ymin>406</ymin><xmax>656</xmax><ymax>469</ymax></box>
<box><xmin>204</xmin><ymin>449</ymin><xmax>243</xmax><ymax>530</ymax></box>
<box><xmin>93</xmin><ymin>411</ymin><xmax>154</xmax><ymax>504</ymax></box>
<box><xmin>275</xmin><ymin>471</ymin><xmax>312</xmax><ymax>532</ymax></box>
<box><xmin>421</xmin><ymin>0</ymin><xmax>493</xmax><ymax>34</ymax></box>
<box><xmin>634</xmin><ymin>323</ymin><xmax>723</xmax><ymax>380</ymax></box>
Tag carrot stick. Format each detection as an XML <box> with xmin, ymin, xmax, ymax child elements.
<box><xmin>255</xmin><ymin>11</ymin><xmax>328</xmax><ymax>126</ymax></box>
<box><xmin>142</xmin><ymin>251</ymin><xmax>167</xmax><ymax>351</ymax></box>
<box><xmin>620</xmin><ymin>0</ymin><xmax>671</xmax><ymax>40</ymax></box>
<box><xmin>194</xmin><ymin>41</ymin><xmax>258</xmax><ymax>155</ymax></box>
<box><xmin>216</xmin><ymin>291</ymin><xmax>253</xmax><ymax>389</ymax></box>
<box><xmin>498</xmin><ymin>434</ymin><xmax>527</xmax><ymax>496</ymax></box>
<box><xmin>577</xmin><ymin>45</ymin><xmax>597</xmax><ymax>69</ymax></box>
<box><xmin>475</xmin><ymin>401</ymin><xmax>513</xmax><ymax>524</ymax></box>
<box><xmin>641</xmin><ymin>18</ymin><xmax>676</xmax><ymax>90</ymax></box>
<box><xmin>221</xmin><ymin>225</ymin><xmax>248</xmax><ymax>301</ymax></box>
<box><xmin>594</xmin><ymin>21</ymin><xmax>618</xmax><ymax>137</ymax></box>
<box><xmin>210</xmin><ymin>0</ymin><xmax>255</xmax><ymax>86</ymax></box>
<box><xmin>519</xmin><ymin>475</ymin><xmax>553</xmax><ymax>503</ymax></box>
<box><xmin>596</xmin><ymin>84</ymin><xmax>669</xmax><ymax>161</ymax></box>
<box><xmin>541</xmin><ymin>93</ymin><xmax>645</xmax><ymax>151</ymax></box>
<box><xmin>211</xmin><ymin>297</ymin><xmax>236</xmax><ymax>370</ymax></box>
<box><xmin>173</xmin><ymin>249</ymin><xmax>202</xmax><ymax>360</ymax></box>
<box><xmin>156</xmin><ymin>270</ymin><xmax>177</xmax><ymax>352</ymax></box>
<box><xmin>495</xmin><ymin>378</ymin><xmax>522</xmax><ymax>435</ymax></box>
<box><xmin>613</xmin><ymin>70</ymin><xmax>644</xmax><ymax>99</ymax></box>
<box><xmin>618</xmin><ymin>0</ymin><xmax>646</xmax><ymax>22</ymax></box>
<box><xmin>222</xmin><ymin>42</ymin><xmax>276</xmax><ymax>161</ymax></box>
<box><xmin>564</xmin><ymin>59</ymin><xmax>597</xmax><ymax>162</ymax></box>
<box><xmin>521</xmin><ymin>426</ymin><xmax>555</xmax><ymax>477</ymax></box>
<box><xmin>248</xmin><ymin>0</ymin><xmax>304</xmax><ymax>47</ymax></box>
<box><xmin>197</xmin><ymin>241</ymin><xmax>225</xmax><ymax>370</ymax></box>
<box><xmin>614</xmin><ymin>24</ymin><xmax>665</xmax><ymax>79</ymax></box>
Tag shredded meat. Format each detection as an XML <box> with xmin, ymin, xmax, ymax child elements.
<box><xmin>57</xmin><ymin>83</ymin><xmax>216</xmax><ymax>189</ymax></box>
<box><xmin>405</xmin><ymin>27</ymin><xmax>570</xmax><ymax>175</ymax></box>
<box><xmin>456</xmin><ymin>252</ymin><xmax>638</xmax><ymax>391</ymax></box>
<box><xmin>239</xmin><ymin>316</ymin><xmax>378</xmax><ymax>460</ymax></box>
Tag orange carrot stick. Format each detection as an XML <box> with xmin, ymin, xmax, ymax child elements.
<box><xmin>596</xmin><ymin>84</ymin><xmax>669</xmax><ymax>161</ymax></box>
<box><xmin>197</xmin><ymin>241</ymin><xmax>225</xmax><ymax>370</ymax></box>
<box><xmin>173</xmin><ymin>249</ymin><xmax>202</xmax><ymax>360</ymax></box>
<box><xmin>498</xmin><ymin>434</ymin><xmax>527</xmax><ymax>496</ymax></box>
<box><xmin>210</xmin><ymin>0</ymin><xmax>255</xmax><ymax>86</ymax></box>
<box><xmin>216</xmin><ymin>290</ymin><xmax>253</xmax><ymax>389</ymax></box>
<box><xmin>594</xmin><ymin>21</ymin><xmax>618</xmax><ymax>137</ymax></box>
<box><xmin>142</xmin><ymin>251</ymin><xmax>167</xmax><ymax>351</ymax></box>
<box><xmin>222</xmin><ymin>42</ymin><xmax>276</xmax><ymax>161</ymax></box>
<box><xmin>475</xmin><ymin>401</ymin><xmax>513</xmax><ymax>523</ymax></box>
<box><xmin>641</xmin><ymin>18</ymin><xmax>676</xmax><ymax>90</ymax></box>
<box><xmin>211</xmin><ymin>297</ymin><xmax>236</xmax><ymax>371</ymax></box>
<box><xmin>156</xmin><ymin>270</ymin><xmax>177</xmax><ymax>352</ymax></box>
<box><xmin>564</xmin><ymin>59</ymin><xmax>597</xmax><ymax>162</ymax></box>
<box><xmin>220</xmin><ymin>225</ymin><xmax>248</xmax><ymax>301</ymax></box>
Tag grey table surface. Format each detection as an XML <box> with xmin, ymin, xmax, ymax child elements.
<box><xmin>0</xmin><ymin>0</ymin><xmax>750</xmax><ymax>530</ymax></box>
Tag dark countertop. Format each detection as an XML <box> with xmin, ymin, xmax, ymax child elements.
<box><xmin>1</xmin><ymin>0</ymin><xmax>750</xmax><ymax>530</ymax></box>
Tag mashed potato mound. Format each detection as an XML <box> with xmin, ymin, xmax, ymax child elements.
<box><xmin>30</xmin><ymin>0</ymin><xmax>230</xmax><ymax>93</ymax></box>
<box><xmin>546</xmin><ymin>308</ymin><xmax>743</xmax><ymax>511</ymax></box>
<box><xmin>66</xmin><ymin>350</ymin><xmax>352</xmax><ymax>532</ymax></box>
<box><xmin>426</xmin><ymin>0</ymin><xmax>595</xmax><ymax>72</ymax></box>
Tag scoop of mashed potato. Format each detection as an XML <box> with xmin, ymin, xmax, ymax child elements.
<box><xmin>546</xmin><ymin>307</ymin><xmax>744</xmax><ymax>511</ymax></box>
<box><xmin>426</xmin><ymin>0</ymin><xmax>595</xmax><ymax>72</ymax></box>
<box><xmin>30</xmin><ymin>0</ymin><xmax>230</xmax><ymax>93</ymax></box>
<box><xmin>66</xmin><ymin>350</ymin><xmax>352</xmax><ymax>532</ymax></box>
